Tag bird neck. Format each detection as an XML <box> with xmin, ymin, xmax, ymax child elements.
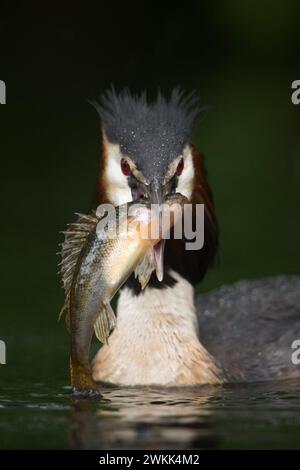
<box><xmin>118</xmin><ymin>270</ymin><xmax>199</xmax><ymax>341</ymax></box>
<box><xmin>92</xmin><ymin>271</ymin><xmax>224</xmax><ymax>386</ymax></box>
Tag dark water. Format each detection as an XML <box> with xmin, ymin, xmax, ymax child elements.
<box><xmin>1</xmin><ymin>276</ymin><xmax>299</xmax><ymax>449</ymax></box>
<box><xmin>1</xmin><ymin>378</ymin><xmax>300</xmax><ymax>449</ymax></box>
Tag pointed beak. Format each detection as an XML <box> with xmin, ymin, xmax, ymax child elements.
<box><xmin>131</xmin><ymin>177</ymin><xmax>167</xmax><ymax>282</ymax></box>
<box><xmin>147</xmin><ymin>178</ymin><xmax>167</xmax><ymax>282</ymax></box>
<box><xmin>149</xmin><ymin>177</ymin><xmax>164</xmax><ymax>205</ymax></box>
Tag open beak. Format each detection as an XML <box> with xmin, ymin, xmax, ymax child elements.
<box><xmin>131</xmin><ymin>177</ymin><xmax>173</xmax><ymax>283</ymax></box>
<box><xmin>148</xmin><ymin>178</ymin><xmax>168</xmax><ymax>283</ymax></box>
<box><xmin>153</xmin><ymin>240</ymin><xmax>165</xmax><ymax>282</ymax></box>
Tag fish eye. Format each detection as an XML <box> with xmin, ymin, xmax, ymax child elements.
<box><xmin>121</xmin><ymin>158</ymin><xmax>131</xmax><ymax>176</ymax></box>
<box><xmin>176</xmin><ymin>158</ymin><xmax>184</xmax><ymax>176</ymax></box>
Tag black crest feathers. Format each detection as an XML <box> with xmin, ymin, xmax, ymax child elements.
<box><xmin>90</xmin><ymin>87</ymin><xmax>202</xmax><ymax>180</ymax></box>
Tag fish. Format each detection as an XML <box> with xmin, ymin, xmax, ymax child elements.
<box><xmin>59</xmin><ymin>194</ymin><xmax>187</xmax><ymax>394</ymax></box>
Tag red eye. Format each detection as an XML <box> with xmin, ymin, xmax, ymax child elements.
<box><xmin>121</xmin><ymin>158</ymin><xmax>131</xmax><ymax>176</ymax></box>
<box><xmin>176</xmin><ymin>158</ymin><xmax>184</xmax><ymax>176</ymax></box>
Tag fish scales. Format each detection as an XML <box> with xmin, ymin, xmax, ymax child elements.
<box><xmin>59</xmin><ymin>195</ymin><xmax>187</xmax><ymax>394</ymax></box>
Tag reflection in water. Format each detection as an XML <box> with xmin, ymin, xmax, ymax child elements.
<box><xmin>70</xmin><ymin>385</ymin><xmax>222</xmax><ymax>449</ymax></box>
<box><xmin>1</xmin><ymin>380</ymin><xmax>300</xmax><ymax>449</ymax></box>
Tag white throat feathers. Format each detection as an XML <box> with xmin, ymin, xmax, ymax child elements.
<box><xmin>92</xmin><ymin>271</ymin><xmax>224</xmax><ymax>386</ymax></box>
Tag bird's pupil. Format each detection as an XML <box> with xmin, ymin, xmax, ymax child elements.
<box><xmin>176</xmin><ymin>158</ymin><xmax>184</xmax><ymax>175</ymax></box>
<box><xmin>121</xmin><ymin>158</ymin><xmax>131</xmax><ymax>176</ymax></box>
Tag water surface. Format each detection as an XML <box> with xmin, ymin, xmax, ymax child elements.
<box><xmin>1</xmin><ymin>378</ymin><xmax>300</xmax><ymax>449</ymax></box>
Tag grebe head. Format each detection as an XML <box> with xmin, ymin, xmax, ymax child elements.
<box><xmin>91</xmin><ymin>87</ymin><xmax>218</xmax><ymax>288</ymax></box>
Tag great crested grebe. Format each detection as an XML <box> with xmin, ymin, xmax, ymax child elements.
<box><xmin>88</xmin><ymin>88</ymin><xmax>300</xmax><ymax>387</ymax></box>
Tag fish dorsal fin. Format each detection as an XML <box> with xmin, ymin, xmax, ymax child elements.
<box><xmin>58</xmin><ymin>211</ymin><xmax>98</xmax><ymax>326</ymax></box>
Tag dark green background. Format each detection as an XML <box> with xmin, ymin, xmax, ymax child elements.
<box><xmin>0</xmin><ymin>2</ymin><xmax>299</xmax><ymax>385</ymax></box>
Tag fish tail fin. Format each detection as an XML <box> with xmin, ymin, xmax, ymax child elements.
<box><xmin>134</xmin><ymin>249</ymin><xmax>155</xmax><ymax>290</ymax></box>
<box><xmin>94</xmin><ymin>303</ymin><xmax>116</xmax><ymax>344</ymax></box>
<box><xmin>70</xmin><ymin>357</ymin><xmax>100</xmax><ymax>396</ymax></box>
